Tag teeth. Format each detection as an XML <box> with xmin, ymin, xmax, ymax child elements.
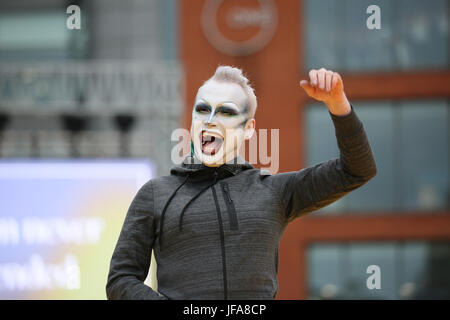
<box><xmin>202</xmin><ymin>131</ymin><xmax>223</xmax><ymax>140</ymax></box>
<box><xmin>201</xmin><ymin>131</ymin><xmax>223</xmax><ymax>148</ymax></box>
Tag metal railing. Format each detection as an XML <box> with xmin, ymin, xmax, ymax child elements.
<box><xmin>0</xmin><ymin>60</ymin><xmax>183</xmax><ymax>115</ymax></box>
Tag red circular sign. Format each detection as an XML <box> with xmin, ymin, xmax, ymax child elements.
<box><xmin>201</xmin><ymin>0</ymin><xmax>278</xmax><ymax>56</ymax></box>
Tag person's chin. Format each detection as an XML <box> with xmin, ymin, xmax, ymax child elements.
<box><xmin>197</xmin><ymin>149</ymin><xmax>225</xmax><ymax>167</ymax></box>
<box><xmin>200</xmin><ymin>155</ymin><xmax>223</xmax><ymax>167</ymax></box>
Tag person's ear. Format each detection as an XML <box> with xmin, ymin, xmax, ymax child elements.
<box><xmin>244</xmin><ymin>118</ymin><xmax>255</xmax><ymax>140</ymax></box>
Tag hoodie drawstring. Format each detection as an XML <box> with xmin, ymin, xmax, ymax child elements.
<box><xmin>158</xmin><ymin>171</ymin><xmax>220</xmax><ymax>250</ymax></box>
<box><xmin>178</xmin><ymin>171</ymin><xmax>219</xmax><ymax>232</ymax></box>
<box><xmin>158</xmin><ymin>174</ymin><xmax>190</xmax><ymax>250</ymax></box>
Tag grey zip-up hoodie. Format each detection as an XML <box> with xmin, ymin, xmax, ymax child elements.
<box><xmin>106</xmin><ymin>105</ymin><xmax>377</xmax><ymax>300</ymax></box>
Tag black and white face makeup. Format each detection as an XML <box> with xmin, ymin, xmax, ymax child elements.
<box><xmin>190</xmin><ymin>80</ymin><xmax>255</xmax><ymax>167</ymax></box>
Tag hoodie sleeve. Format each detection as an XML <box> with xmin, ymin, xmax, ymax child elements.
<box><xmin>262</xmin><ymin>104</ymin><xmax>377</xmax><ymax>223</ymax></box>
<box><xmin>106</xmin><ymin>180</ymin><xmax>168</xmax><ymax>300</ymax></box>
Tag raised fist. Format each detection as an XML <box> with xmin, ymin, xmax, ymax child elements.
<box><xmin>300</xmin><ymin>68</ymin><xmax>351</xmax><ymax>116</ymax></box>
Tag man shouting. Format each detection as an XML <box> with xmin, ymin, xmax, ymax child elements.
<box><xmin>106</xmin><ymin>66</ymin><xmax>377</xmax><ymax>299</ymax></box>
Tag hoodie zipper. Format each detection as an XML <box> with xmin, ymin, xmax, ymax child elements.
<box><xmin>220</xmin><ymin>182</ymin><xmax>239</xmax><ymax>231</ymax></box>
<box><xmin>211</xmin><ymin>183</ymin><xmax>228</xmax><ymax>300</ymax></box>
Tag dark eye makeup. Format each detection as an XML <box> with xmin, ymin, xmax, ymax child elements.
<box><xmin>194</xmin><ymin>102</ymin><xmax>240</xmax><ymax>117</ymax></box>
<box><xmin>217</xmin><ymin>106</ymin><xmax>239</xmax><ymax>116</ymax></box>
<box><xmin>195</xmin><ymin>103</ymin><xmax>211</xmax><ymax>113</ymax></box>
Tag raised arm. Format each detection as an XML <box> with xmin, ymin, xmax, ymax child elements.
<box><xmin>106</xmin><ymin>181</ymin><xmax>168</xmax><ymax>300</ymax></box>
<box><xmin>263</xmin><ymin>69</ymin><xmax>377</xmax><ymax>223</ymax></box>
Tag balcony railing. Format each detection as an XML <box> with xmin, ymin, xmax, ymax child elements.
<box><xmin>0</xmin><ymin>61</ymin><xmax>183</xmax><ymax>116</ymax></box>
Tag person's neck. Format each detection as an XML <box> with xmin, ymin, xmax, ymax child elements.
<box><xmin>191</xmin><ymin>154</ymin><xmax>244</xmax><ymax>167</ymax></box>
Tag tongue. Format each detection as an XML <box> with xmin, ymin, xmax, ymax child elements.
<box><xmin>203</xmin><ymin>138</ymin><xmax>223</xmax><ymax>155</ymax></box>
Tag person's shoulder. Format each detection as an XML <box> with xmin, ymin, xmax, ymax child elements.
<box><xmin>134</xmin><ymin>175</ymin><xmax>179</xmax><ymax>198</ymax></box>
<box><xmin>145</xmin><ymin>174</ymin><xmax>184</xmax><ymax>189</ymax></box>
<box><xmin>237</xmin><ymin>168</ymin><xmax>274</xmax><ymax>180</ymax></box>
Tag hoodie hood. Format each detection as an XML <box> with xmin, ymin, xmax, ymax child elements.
<box><xmin>170</xmin><ymin>154</ymin><xmax>254</xmax><ymax>181</ymax></box>
<box><xmin>159</xmin><ymin>155</ymin><xmax>254</xmax><ymax>250</ymax></box>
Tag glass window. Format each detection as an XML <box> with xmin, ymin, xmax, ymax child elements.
<box><xmin>88</xmin><ymin>0</ymin><xmax>176</xmax><ymax>60</ymax></box>
<box><xmin>304</xmin><ymin>0</ymin><xmax>449</xmax><ymax>71</ymax></box>
<box><xmin>341</xmin><ymin>103</ymin><xmax>397</xmax><ymax>212</ymax></box>
<box><xmin>417</xmin><ymin>243</ymin><xmax>450</xmax><ymax>299</ymax></box>
<box><xmin>305</xmin><ymin>100</ymin><xmax>449</xmax><ymax>213</ymax></box>
<box><xmin>399</xmin><ymin>242</ymin><xmax>427</xmax><ymax>299</ymax></box>
<box><xmin>306</xmin><ymin>104</ymin><xmax>339</xmax><ymax>165</ymax></box>
<box><xmin>399</xmin><ymin>101</ymin><xmax>449</xmax><ymax>211</ymax></box>
<box><xmin>0</xmin><ymin>12</ymin><xmax>68</xmax><ymax>51</ymax></box>
<box><xmin>307</xmin><ymin>244</ymin><xmax>343</xmax><ymax>299</ymax></box>
<box><xmin>307</xmin><ymin>242</ymin><xmax>450</xmax><ymax>299</ymax></box>
<box><xmin>346</xmin><ymin>243</ymin><xmax>397</xmax><ymax>299</ymax></box>
<box><xmin>305</xmin><ymin>0</ymin><xmax>341</xmax><ymax>71</ymax></box>
<box><xmin>0</xmin><ymin>10</ymin><xmax>89</xmax><ymax>61</ymax></box>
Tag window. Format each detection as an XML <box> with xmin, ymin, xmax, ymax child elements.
<box><xmin>0</xmin><ymin>10</ymin><xmax>89</xmax><ymax>61</ymax></box>
<box><xmin>305</xmin><ymin>100</ymin><xmax>449</xmax><ymax>213</ymax></box>
<box><xmin>304</xmin><ymin>0</ymin><xmax>449</xmax><ymax>72</ymax></box>
<box><xmin>307</xmin><ymin>242</ymin><xmax>450</xmax><ymax>299</ymax></box>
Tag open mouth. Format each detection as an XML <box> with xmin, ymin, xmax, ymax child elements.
<box><xmin>200</xmin><ymin>130</ymin><xmax>224</xmax><ymax>155</ymax></box>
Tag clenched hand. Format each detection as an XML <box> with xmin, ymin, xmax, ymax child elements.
<box><xmin>300</xmin><ymin>68</ymin><xmax>351</xmax><ymax>116</ymax></box>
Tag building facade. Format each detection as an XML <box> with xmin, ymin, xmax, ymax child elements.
<box><xmin>1</xmin><ymin>0</ymin><xmax>449</xmax><ymax>299</ymax></box>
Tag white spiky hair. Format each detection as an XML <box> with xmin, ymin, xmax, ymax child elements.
<box><xmin>204</xmin><ymin>65</ymin><xmax>257</xmax><ymax>118</ymax></box>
